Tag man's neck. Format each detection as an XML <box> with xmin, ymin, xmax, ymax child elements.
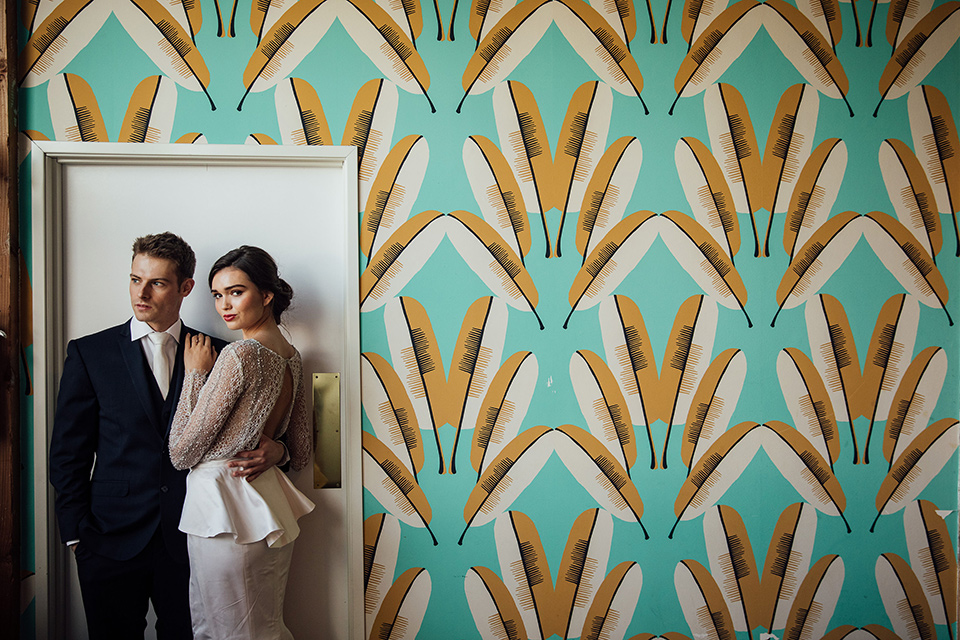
<box><xmin>130</xmin><ymin>317</ymin><xmax>182</xmax><ymax>341</ymax></box>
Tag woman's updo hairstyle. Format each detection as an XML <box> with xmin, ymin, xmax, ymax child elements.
<box><xmin>209</xmin><ymin>246</ymin><xmax>294</xmax><ymax>324</ymax></box>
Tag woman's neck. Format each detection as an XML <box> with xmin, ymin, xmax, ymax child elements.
<box><xmin>241</xmin><ymin>316</ymin><xmax>292</xmax><ymax>356</ymax></box>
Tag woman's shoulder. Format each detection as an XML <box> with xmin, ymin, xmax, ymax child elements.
<box><xmin>229</xmin><ymin>338</ymin><xmax>298</xmax><ymax>361</ymax></box>
<box><xmin>288</xmin><ymin>346</ymin><xmax>303</xmax><ymax>370</ymax></box>
<box><xmin>219</xmin><ymin>339</ymin><xmax>260</xmax><ymax>362</ymax></box>
<box><xmin>217</xmin><ymin>340</ymin><xmax>273</xmax><ymax>380</ymax></box>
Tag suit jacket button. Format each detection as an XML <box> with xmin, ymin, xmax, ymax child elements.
<box><xmin>160</xmin><ymin>485</ymin><xmax>168</xmax><ymax>493</ymax></box>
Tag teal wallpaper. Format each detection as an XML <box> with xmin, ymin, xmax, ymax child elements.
<box><xmin>18</xmin><ymin>0</ymin><xmax>960</xmax><ymax>637</ymax></box>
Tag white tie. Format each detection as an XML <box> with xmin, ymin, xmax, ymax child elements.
<box><xmin>147</xmin><ymin>332</ymin><xmax>172</xmax><ymax>399</ymax></box>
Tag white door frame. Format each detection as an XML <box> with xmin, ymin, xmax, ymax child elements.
<box><xmin>30</xmin><ymin>142</ymin><xmax>363</xmax><ymax>639</ymax></box>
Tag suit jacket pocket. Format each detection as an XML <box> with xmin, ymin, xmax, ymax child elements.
<box><xmin>91</xmin><ymin>480</ymin><xmax>128</xmax><ymax>497</ymax></box>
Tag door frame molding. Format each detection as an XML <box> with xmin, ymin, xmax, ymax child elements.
<box><xmin>30</xmin><ymin>141</ymin><xmax>363</xmax><ymax>639</ymax></box>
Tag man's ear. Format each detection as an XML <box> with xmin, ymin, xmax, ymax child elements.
<box><xmin>180</xmin><ymin>278</ymin><xmax>195</xmax><ymax>297</ymax></box>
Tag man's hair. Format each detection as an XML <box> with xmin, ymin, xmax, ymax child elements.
<box><xmin>131</xmin><ymin>232</ymin><xmax>196</xmax><ymax>284</ymax></box>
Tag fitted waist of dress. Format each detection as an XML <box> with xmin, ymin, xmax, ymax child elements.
<box><xmin>181</xmin><ymin>458</ymin><xmax>315</xmax><ymax>547</ymax></box>
<box><xmin>191</xmin><ymin>458</ymin><xmax>244</xmax><ymax>471</ymax></box>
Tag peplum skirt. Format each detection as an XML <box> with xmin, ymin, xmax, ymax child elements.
<box><xmin>179</xmin><ymin>459</ymin><xmax>315</xmax><ymax>548</ymax></box>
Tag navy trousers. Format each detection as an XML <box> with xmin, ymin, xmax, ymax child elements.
<box><xmin>75</xmin><ymin>528</ymin><xmax>191</xmax><ymax>640</ymax></box>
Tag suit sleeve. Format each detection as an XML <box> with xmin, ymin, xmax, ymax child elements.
<box><xmin>49</xmin><ymin>340</ymin><xmax>99</xmax><ymax>543</ymax></box>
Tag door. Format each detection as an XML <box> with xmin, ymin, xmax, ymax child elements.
<box><xmin>30</xmin><ymin>142</ymin><xmax>363</xmax><ymax>639</ymax></box>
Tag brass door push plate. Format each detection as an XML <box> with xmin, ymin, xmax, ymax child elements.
<box><xmin>313</xmin><ymin>373</ymin><xmax>341</xmax><ymax>489</ymax></box>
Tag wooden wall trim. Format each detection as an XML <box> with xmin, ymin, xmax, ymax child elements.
<box><xmin>1</xmin><ymin>0</ymin><xmax>20</xmax><ymax>631</ymax></box>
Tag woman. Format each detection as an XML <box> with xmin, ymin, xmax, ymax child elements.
<box><xmin>169</xmin><ymin>246</ymin><xmax>314</xmax><ymax>640</ymax></box>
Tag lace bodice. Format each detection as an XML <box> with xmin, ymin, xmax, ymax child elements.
<box><xmin>169</xmin><ymin>339</ymin><xmax>311</xmax><ymax>471</ymax></box>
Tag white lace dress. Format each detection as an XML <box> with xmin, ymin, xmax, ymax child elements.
<box><xmin>169</xmin><ymin>339</ymin><xmax>315</xmax><ymax>639</ymax></box>
<box><xmin>169</xmin><ymin>339</ymin><xmax>315</xmax><ymax>547</ymax></box>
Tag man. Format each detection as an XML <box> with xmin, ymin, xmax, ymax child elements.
<box><xmin>49</xmin><ymin>232</ymin><xmax>285</xmax><ymax>639</ymax></box>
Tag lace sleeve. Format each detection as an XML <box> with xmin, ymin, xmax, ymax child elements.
<box><xmin>169</xmin><ymin>347</ymin><xmax>246</xmax><ymax>470</ymax></box>
<box><xmin>286</xmin><ymin>367</ymin><xmax>312</xmax><ymax>471</ymax></box>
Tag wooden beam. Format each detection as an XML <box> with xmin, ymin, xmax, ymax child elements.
<box><xmin>0</xmin><ymin>0</ymin><xmax>20</xmax><ymax>630</ymax></box>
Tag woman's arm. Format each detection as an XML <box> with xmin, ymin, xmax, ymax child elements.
<box><xmin>286</xmin><ymin>367</ymin><xmax>312</xmax><ymax>471</ymax></box>
<box><xmin>169</xmin><ymin>344</ymin><xmax>245</xmax><ymax>470</ymax></box>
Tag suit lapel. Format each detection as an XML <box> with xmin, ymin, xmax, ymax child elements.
<box><xmin>164</xmin><ymin>325</ymin><xmax>191</xmax><ymax>437</ymax></box>
<box><xmin>171</xmin><ymin>324</ymin><xmax>190</xmax><ymax>393</ymax></box>
<box><xmin>118</xmin><ymin>320</ymin><xmax>162</xmax><ymax>432</ymax></box>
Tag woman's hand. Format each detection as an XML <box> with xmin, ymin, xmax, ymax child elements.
<box><xmin>229</xmin><ymin>435</ymin><xmax>285</xmax><ymax>481</ymax></box>
<box><xmin>184</xmin><ymin>333</ymin><xmax>217</xmax><ymax>374</ymax></box>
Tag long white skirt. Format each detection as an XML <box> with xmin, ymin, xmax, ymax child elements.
<box><xmin>180</xmin><ymin>460</ymin><xmax>315</xmax><ymax>639</ymax></box>
<box><xmin>188</xmin><ymin>532</ymin><xmax>295</xmax><ymax>640</ymax></box>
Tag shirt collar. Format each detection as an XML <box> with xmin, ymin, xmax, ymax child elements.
<box><xmin>130</xmin><ymin>317</ymin><xmax>182</xmax><ymax>344</ymax></box>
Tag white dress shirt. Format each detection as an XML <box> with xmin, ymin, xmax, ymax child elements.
<box><xmin>131</xmin><ymin>317</ymin><xmax>182</xmax><ymax>382</ymax></box>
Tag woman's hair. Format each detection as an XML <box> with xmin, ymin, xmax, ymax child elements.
<box><xmin>209</xmin><ymin>246</ymin><xmax>294</xmax><ymax>323</ymax></box>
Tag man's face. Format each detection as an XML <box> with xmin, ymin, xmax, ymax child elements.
<box><xmin>129</xmin><ymin>254</ymin><xmax>194</xmax><ymax>331</ymax></box>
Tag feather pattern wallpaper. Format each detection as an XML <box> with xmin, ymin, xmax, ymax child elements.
<box><xmin>16</xmin><ymin>0</ymin><xmax>960</xmax><ymax>636</ymax></box>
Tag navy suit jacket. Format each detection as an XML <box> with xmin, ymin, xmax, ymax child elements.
<box><xmin>49</xmin><ymin>320</ymin><xmax>226</xmax><ymax>563</ymax></box>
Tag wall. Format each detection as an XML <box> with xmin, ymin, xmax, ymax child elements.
<box><xmin>18</xmin><ymin>0</ymin><xmax>960</xmax><ymax>638</ymax></box>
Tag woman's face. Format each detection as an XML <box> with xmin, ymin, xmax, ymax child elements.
<box><xmin>210</xmin><ymin>267</ymin><xmax>274</xmax><ymax>332</ymax></box>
